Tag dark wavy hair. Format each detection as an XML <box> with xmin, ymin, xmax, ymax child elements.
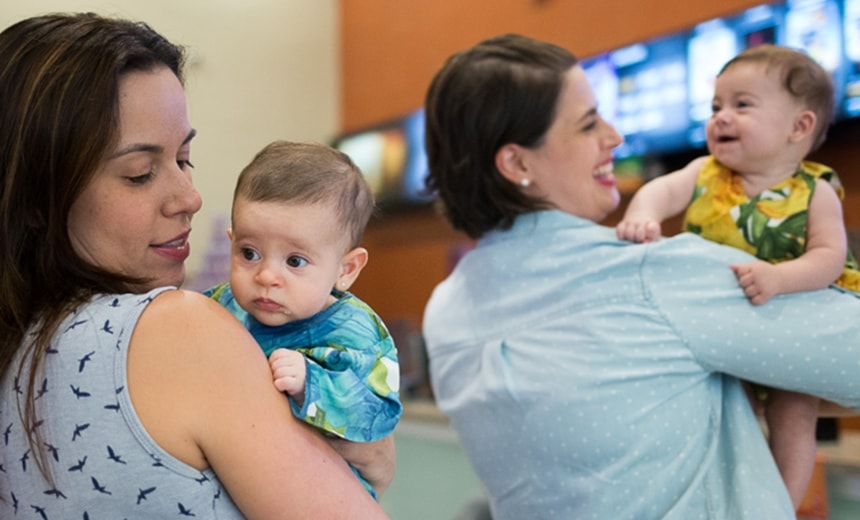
<box><xmin>0</xmin><ymin>12</ymin><xmax>186</xmax><ymax>483</ymax></box>
<box><xmin>423</xmin><ymin>33</ymin><xmax>578</xmax><ymax>239</ymax></box>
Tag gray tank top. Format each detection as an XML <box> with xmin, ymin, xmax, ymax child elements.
<box><xmin>0</xmin><ymin>289</ymin><xmax>243</xmax><ymax>518</ymax></box>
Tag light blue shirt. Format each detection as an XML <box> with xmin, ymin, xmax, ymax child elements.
<box><xmin>423</xmin><ymin>210</ymin><xmax>860</xmax><ymax>520</ymax></box>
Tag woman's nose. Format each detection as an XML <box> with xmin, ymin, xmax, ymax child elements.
<box><xmin>181</xmin><ymin>185</ymin><xmax>203</xmax><ymax>216</ymax></box>
<box><xmin>602</xmin><ymin>119</ymin><xmax>624</xmax><ymax>148</ymax></box>
<box><xmin>166</xmin><ymin>167</ymin><xmax>203</xmax><ymax>217</ymax></box>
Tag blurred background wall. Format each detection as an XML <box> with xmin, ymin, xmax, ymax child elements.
<box><xmin>1</xmin><ymin>1</ymin><xmax>339</xmax><ymax>279</ymax></box>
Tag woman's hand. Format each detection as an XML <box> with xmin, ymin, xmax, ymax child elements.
<box><xmin>327</xmin><ymin>435</ymin><xmax>396</xmax><ymax>497</ymax></box>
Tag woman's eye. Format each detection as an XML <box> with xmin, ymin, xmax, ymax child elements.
<box><xmin>127</xmin><ymin>172</ymin><xmax>153</xmax><ymax>185</ymax></box>
<box><xmin>286</xmin><ymin>255</ymin><xmax>308</xmax><ymax>268</ymax></box>
<box><xmin>177</xmin><ymin>159</ymin><xmax>195</xmax><ymax>170</ymax></box>
<box><xmin>241</xmin><ymin>248</ymin><xmax>260</xmax><ymax>261</ymax></box>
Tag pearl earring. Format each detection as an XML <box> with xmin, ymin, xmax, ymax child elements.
<box><xmin>520</xmin><ymin>178</ymin><xmax>531</xmax><ymax>187</ymax></box>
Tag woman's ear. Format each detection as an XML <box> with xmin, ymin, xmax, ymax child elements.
<box><xmin>790</xmin><ymin>109</ymin><xmax>817</xmax><ymax>143</ymax></box>
<box><xmin>495</xmin><ymin>143</ymin><xmax>529</xmax><ymax>186</ymax></box>
<box><xmin>336</xmin><ymin>247</ymin><xmax>369</xmax><ymax>291</ymax></box>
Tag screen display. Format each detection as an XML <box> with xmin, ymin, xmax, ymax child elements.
<box><xmin>584</xmin><ymin>34</ymin><xmax>689</xmax><ymax>159</ymax></box>
<box><xmin>332</xmin><ymin>109</ymin><xmax>432</xmax><ymax>208</ymax></box>
<box><xmin>400</xmin><ymin>108</ymin><xmax>432</xmax><ymax>203</ymax></box>
<box><xmin>332</xmin><ymin>119</ymin><xmax>408</xmax><ymax>206</ymax></box>
<box><xmin>841</xmin><ymin>0</ymin><xmax>860</xmax><ymax>116</ymax></box>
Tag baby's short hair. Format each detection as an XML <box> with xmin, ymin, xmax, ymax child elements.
<box><xmin>234</xmin><ymin>141</ymin><xmax>375</xmax><ymax>249</ymax></box>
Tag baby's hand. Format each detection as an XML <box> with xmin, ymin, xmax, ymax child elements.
<box><xmin>731</xmin><ymin>261</ymin><xmax>781</xmax><ymax>305</ymax></box>
<box><xmin>269</xmin><ymin>348</ymin><xmax>307</xmax><ymax>403</ymax></box>
<box><xmin>616</xmin><ymin>217</ymin><xmax>662</xmax><ymax>243</ymax></box>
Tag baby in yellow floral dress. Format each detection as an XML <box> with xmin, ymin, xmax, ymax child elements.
<box><xmin>616</xmin><ymin>44</ymin><xmax>859</xmax><ymax>510</ymax></box>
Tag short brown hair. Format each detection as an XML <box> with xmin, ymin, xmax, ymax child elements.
<box><xmin>719</xmin><ymin>44</ymin><xmax>834</xmax><ymax>151</ymax></box>
<box><xmin>424</xmin><ymin>34</ymin><xmax>577</xmax><ymax>239</ymax></box>
<box><xmin>234</xmin><ymin>141</ymin><xmax>375</xmax><ymax>249</ymax></box>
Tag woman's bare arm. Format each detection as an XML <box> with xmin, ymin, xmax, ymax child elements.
<box><xmin>616</xmin><ymin>156</ymin><xmax>705</xmax><ymax>242</ymax></box>
<box><xmin>129</xmin><ymin>290</ymin><xmax>390</xmax><ymax>519</ymax></box>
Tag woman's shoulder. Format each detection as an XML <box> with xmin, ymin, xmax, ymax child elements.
<box><xmin>146</xmin><ymin>287</ymin><xmax>238</xmax><ymax>319</ymax></box>
<box><xmin>131</xmin><ymin>288</ymin><xmax>266</xmax><ymax>379</ymax></box>
<box><xmin>139</xmin><ymin>288</ymin><xmax>254</xmax><ymax>351</ymax></box>
<box><xmin>127</xmin><ymin>287</ymin><xmax>271</xmax><ymax>470</ymax></box>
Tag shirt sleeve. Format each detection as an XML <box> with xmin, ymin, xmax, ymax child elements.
<box><xmin>643</xmin><ymin>233</ymin><xmax>860</xmax><ymax>410</ymax></box>
<box><xmin>290</xmin><ymin>334</ymin><xmax>402</xmax><ymax>442</ymax></box>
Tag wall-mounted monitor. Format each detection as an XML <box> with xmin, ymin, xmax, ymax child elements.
<box><xmin>841</xmin><ymin>0</ymin><xmax>860</xmax><ymax>115</ymax></box>
<box><xmin>331</xmin><ymin>108</ymin><xmax>432</xmax><ymax>209</ymax></box>
<box><xmin>582</xmin><ymin>33</ymin><xmax>689</xmax><ymax>158</ymax></box>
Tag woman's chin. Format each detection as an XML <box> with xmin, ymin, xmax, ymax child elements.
<box><xmin>599</xmin><ymin>189</ymin><xmax>621</xmax><ymax>221</ymax></box>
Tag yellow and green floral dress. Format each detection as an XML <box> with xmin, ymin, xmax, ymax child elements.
<box><xmin>683</xmin><ymin>156</ymin><xmax>860</xmax><ymax>293</ymax></box>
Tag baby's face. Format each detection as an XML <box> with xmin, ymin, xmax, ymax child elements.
<box><xmin>228</xmin><ymin>197</ymin><xmax>347</xmax><ymax>326</ymax></box>
<box><xmin>706</xmin><ymin>62</ymin><xmax>810</xmax><ymax>173</ymax></box>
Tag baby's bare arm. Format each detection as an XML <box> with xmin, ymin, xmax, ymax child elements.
<box><xmin>732</xmin><ymin>180</ymin><xmax>847</xmax><ymax>304</ymax></box>
<box><xmin>328</xmin><ymin>435</ymin><xmax>397</xmax><ymax>497</ymax></box>
<box><xmin>616</xmin><ymin>156</ymin><xmax>705</xmax><ymax>242</ymax></box>
<box><xmin>803</xmin><ymin>180</ymin><xmax>850</xmax><ymax>286</ymax></box>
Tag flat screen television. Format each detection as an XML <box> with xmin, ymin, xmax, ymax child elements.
<box><xmin>582</xmin><ymin>33</ymin><xmax>689</xmax><ymax>159</ymax></box>
<box><xmin>331</xmin><ymin>108</ymin><xmax>431</xmax><ymax>209</ymax></box>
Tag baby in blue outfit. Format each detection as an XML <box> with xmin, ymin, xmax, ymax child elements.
<box><xmin>206</xmin><ymin>140</ymin><xmax>401</xmax><ymax>498</ymax></box>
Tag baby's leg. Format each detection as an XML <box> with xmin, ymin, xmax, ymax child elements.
<box><xmin>765</xmin><ymin>389</ymin><xmax>819</xmax><ymax>510</ymax></box>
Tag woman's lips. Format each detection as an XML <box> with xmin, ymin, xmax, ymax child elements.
<box><xmin>151</xmin><ymin>232</ymin><xmax>191</xmax><ymax>262</ymax></box>
<box><xmin>594</xmin><ymin>161</ymin><xmax>617</xmax><ymax>187</ymax></box>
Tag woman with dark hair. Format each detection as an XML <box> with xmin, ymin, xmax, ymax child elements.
<box><xmin>422</xmin><ymin>33</ymin><xmax>860</xmax><ymax>519</ymax></box>
<box><xmin>0</xmin><ymin>13</ymin><xmax>391</xmax><ymax>519</ymax></box>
